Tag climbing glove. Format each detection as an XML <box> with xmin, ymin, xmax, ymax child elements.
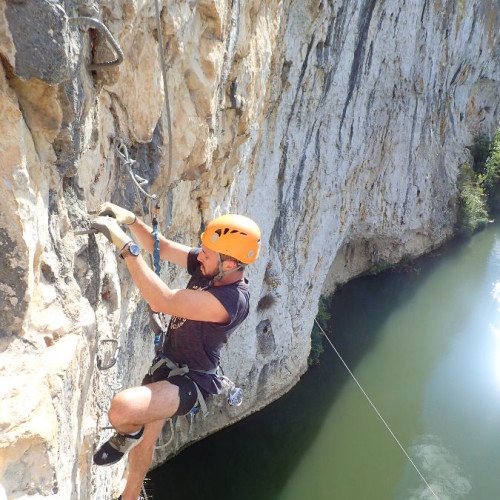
<box><xmin>91</xmin><ymin>216</ymin><xmax>132</xmax><ymax>251</ymax></box>
<box><xmin>97</xmin><ymin>202</ymin><xmax>136</xmax><ymax>225</ymax></box>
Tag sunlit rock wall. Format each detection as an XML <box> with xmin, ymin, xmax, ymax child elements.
<box><xmin>1</xmin><ymin>0</ymin><xmax>499</xmax><ymax>498</ymax></box>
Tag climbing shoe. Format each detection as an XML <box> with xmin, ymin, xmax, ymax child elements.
<box><xmin>93</xmin><ymin>427</ymin><xmax>144</xmax><ymax>466</ymax></box>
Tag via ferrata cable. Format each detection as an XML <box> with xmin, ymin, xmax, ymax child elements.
<box><xmin>314</xmin><ymin>318</ymin><xmax>440</xmax><ymax>500</ymax></box>
<box><xmin>154</xmin><ymin>0</ymin><xmax>173</xmax><ymax>191</ymax></box>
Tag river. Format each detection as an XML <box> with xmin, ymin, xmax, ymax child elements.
<box><xmin>147</xmin><ymin>221</ymin><xmax>500</xmax><ymax>500</ymax></box>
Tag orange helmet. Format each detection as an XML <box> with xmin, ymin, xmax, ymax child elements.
<box><xmin>201</xmin><ymin>214</ymin><xmax>261</xmax><ymax>264</ymax></box>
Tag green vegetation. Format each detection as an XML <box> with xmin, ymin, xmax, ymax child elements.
<box><xmin>457</xmin><ymin>162</ymin><xmax>489</xmax><ymax>234</ymax></box>
<box><xmin>483</xmin><ymin>129</ymin><xmax>500</xmax><ymax>211</ymax></box>
<box><xmin>458</xmin><ymin>128</ymin><xmax>500</xmax><ymax>235</ymax></box>
<box><xmin>368</xmin><ymin>260</ymin><xmax>392</xmax><ymax>276</ymax></box>
<box><xmin>309</xmin><ymin>295</ymin><xmax>331</xmax><ymax>366</ymax></box>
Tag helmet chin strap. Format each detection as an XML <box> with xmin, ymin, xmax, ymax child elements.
<box><xmin>212</xmin><ymin>253</ymin><xmax>244</xmax><ymax>282</ymax></box>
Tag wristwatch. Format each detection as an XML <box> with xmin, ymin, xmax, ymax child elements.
<box><xmin>120</xmin><ymin>242</ymin><xmax>141</xmax><ymax>259</ymax></box>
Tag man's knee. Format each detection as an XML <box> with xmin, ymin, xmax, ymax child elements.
<box><xmin>108</xmin><ymin>391</ymin><xmax>133</xmax><ymax>428</ymax></box>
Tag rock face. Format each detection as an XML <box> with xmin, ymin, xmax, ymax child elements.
<box><xmin>1</xmin><ymin>0</ymin><xmax>499</xmax><ymax>498</ymax></box>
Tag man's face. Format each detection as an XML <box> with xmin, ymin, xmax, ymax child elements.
<box><xmin>198</xmin><ymin>245</ymin><xmax>220</xmax><ymax>278</ymax></box>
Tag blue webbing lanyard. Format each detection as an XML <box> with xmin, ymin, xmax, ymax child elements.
<box><xmin>151</xmin><ymin>201</ymin><xmax>161</xmax><ymax>276</ymax></box>
<box><xmin>152</xmin><ymin>202</ymin><xmax>162</xmax><ymax>349</ymax></box>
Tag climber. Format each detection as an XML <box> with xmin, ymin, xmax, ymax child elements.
<box><xmin>90</xmin><ymin>202</ymin><xmax>260</xmax><ymax>500</ymax></box>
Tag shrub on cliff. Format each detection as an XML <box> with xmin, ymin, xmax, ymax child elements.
<box><xmin>457</xmin><ymin>162</ymin><xmax>489</xmax><ymax>235</ymax></box>
<box><xmin>458</xmin><ymin>129</ymin><xmax>500</xmax><ymax>234</ymax></box>
<box><xmin>482</xmin><ymin>128</ymin><xmax>500</xmax><ymax>212</ymax></box>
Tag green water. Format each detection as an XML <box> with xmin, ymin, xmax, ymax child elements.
<box><xmin>148</xmin><ymin>222</ymin><xmax>500</xmax><ymax>500</ymax></box>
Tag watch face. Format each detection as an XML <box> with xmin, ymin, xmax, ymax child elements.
<box><xmin>129</xmin><ymin>244</ymin><xmax>141</xmax><ymax>256</ymax></box>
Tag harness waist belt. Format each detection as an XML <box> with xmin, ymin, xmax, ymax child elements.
<box><xmin>148</xmin><ymin>355</ymin><xmax>217</xmax><ymax>416</ymax></box>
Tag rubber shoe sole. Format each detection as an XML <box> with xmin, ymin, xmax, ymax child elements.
<box><xmin>93</xmin><ymin>427</ymin><xmax>144</xmax><ymax>466</ymax></box>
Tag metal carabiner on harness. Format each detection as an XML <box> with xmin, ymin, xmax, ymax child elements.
<box><xmin>227</xmin><ymin>386</ymin><xmax>243</xmax><ymax>407</ymax></box>
<box><xmin>219</xmin><ymin>374</ymin><xmax>244</xmax><ymax>407</ymax></box>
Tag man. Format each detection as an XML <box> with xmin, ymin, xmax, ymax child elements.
<box><xmin>90</xmin><ymin>202</ymin><xmax>260</xmax><ymax>500</ymax></box>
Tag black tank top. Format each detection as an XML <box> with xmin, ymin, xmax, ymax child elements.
<box><xmin>163</xmin><ymin>248</ymin><xmax>250</xmax><ymax>395</ymax></box>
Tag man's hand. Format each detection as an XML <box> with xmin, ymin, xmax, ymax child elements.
<box><xmin>97</xmin><ymin>202</ymin><xmax>136</xmax><ymax>225</ymax></box>
<box><xmin>91</xmin><ymin>216</ymin><xmax>133</xmax><ymax>250</ymax></box>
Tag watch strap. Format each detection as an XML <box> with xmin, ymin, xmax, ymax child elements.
<box><xmin>120</xmin><ymin>242</ymin><xmax>139</xmax><ymax>259</ymax></box>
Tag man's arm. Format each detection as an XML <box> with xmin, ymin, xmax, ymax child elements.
<box><xmin>124</xmin><ymin>253</ymin><xmax>230</xmax><ymax>323</ymax></box>
<box><xmin>96</xmin><ymin>202</ymin><xmax>190</xmax><ymax>269</ymax></box>
<box><xmin>91</xmin><ymin>215</ymin><xmax>227</xmax><ymax>321</ymax></box>
<box><xmin>128</xmin><ymin>217</ymin><xmax>190</xmax><ymax>269</ymax></box>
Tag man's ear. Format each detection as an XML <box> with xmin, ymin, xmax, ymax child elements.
<box><xmin>224</xmin><ymin>258</ymin><xmax>238</xmax><ymax>269</ymax></box>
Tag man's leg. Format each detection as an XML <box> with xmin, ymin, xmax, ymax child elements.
<box><xmin>109</xmin><ymin>379</ymin><xmax>181</xmax><ymax>433</ymax></box>
<box><xmin>94</xmin><ymin>380</ymin><xmax>181</xmax><ymax>466</ymax></box>
<box><xmin>119</xmin><ymin>418</ymin><xmax>165</xmax><ymax>500</ymax></box>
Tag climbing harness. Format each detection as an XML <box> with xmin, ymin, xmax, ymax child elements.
<box><xmin>149</xmin><ymin>356</ymin><xmax>211</xmax><ymax>416</ymax></box>
<box><xmin>314</xmin><ymin>318</ymin><xmax>440</xmax><ymax>500</ymax></box>
<box><xmin>148</xmin><ymin>354</ymin><xmax>244</xmax><ymax>420</ymax></box>
<box><xmin>70</xmin><ymin>16</ymin><xmax>124</xmax><ymax>70</ymax></box>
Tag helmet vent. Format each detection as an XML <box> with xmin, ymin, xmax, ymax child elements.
<box><xmin>216</xmin><ymin>228</ymin><xmax>245</xmax><ymax>236</ymax></box>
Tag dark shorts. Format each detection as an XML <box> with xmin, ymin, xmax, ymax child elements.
<box><xmin>142</xmin><ymin>364</ymin><xmax>199</xmax><ymax>417</ymax></box>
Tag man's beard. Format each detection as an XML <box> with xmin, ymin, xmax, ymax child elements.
<box><xmin>200</xmin><ymin>263</ymin><xmax>216</xmax><ymax>278</ymax></box>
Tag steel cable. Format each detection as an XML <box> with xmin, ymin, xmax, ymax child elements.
<box><xmin>314</xmin><ymin>318</ymin><xmax>440</xmax><ymax>500</ymax></box>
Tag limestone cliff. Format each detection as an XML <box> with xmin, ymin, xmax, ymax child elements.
<box><xmin>1</xmin><ymin>0</ymin><xmax>499</xmax><ymax>498</ymax></box>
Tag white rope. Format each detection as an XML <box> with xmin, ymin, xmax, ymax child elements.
<box><xmin>314</xmin><ymin>318</ymin><xmax>440</xmax><ymax>500</ymax></box>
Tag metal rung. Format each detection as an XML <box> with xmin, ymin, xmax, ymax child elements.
<box><xmin>73</xmin><ymin>228</ymin><xmax>98</xmax><ymax>236</ymax></box>
<box><xmin>70</xmin><ymin>16</ymin><xmax>124</xmax><ymax>70</ymax></box>
<box><xmin>97</xmin><ymin>339</ymin><xmax>120</xmax><ymax>370</ymax></box>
